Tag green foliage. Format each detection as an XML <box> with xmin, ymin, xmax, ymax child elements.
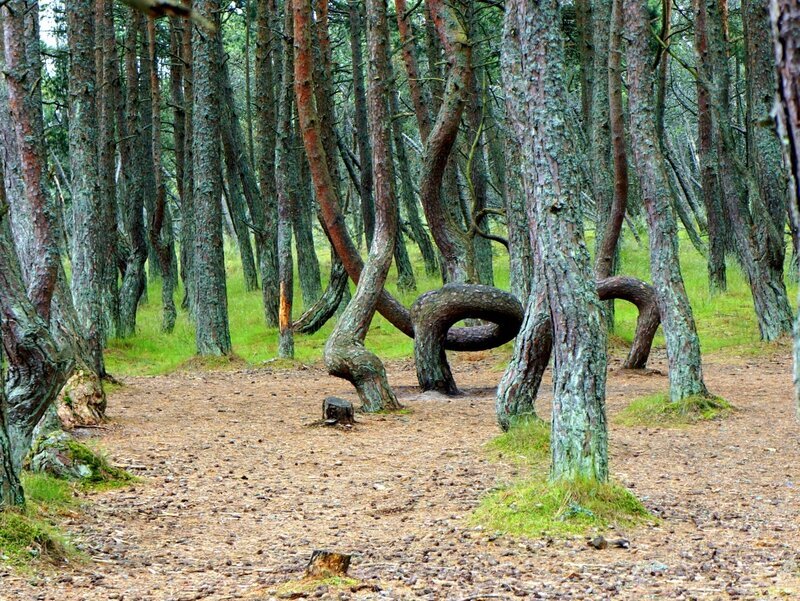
<box><xmin>0</xmin><ymin>474</ymin><xmax>81</xmax><ymax>569</ymax></box>
<box><xmin>616</xmin><ymin>392</ymin><xmax>733</xmax><ymax>428</ymax></box>
<box><xmin>20</xmin><ymin>473</ymin><xmax>75</xmax><ymax>511</ymax></box>
<box><xmin>473</xmin><ymin>476</ymin><xmax>651</xmax><ymax>537</ymax></box>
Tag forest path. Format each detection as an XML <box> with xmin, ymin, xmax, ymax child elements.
<box><xmin>3</xmin><ymin>350</ymin><xmax>800</xmax><ymax>600</ymax></box>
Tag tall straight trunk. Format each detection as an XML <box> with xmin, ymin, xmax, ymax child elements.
<box><xmin>96</xmin><ymin>0</ymin><xmax>120</xmax><ymax>338</ymax></box>
<box><xmin>743</xmin><ymin>0</ymin><xmax>787</xmax><ymax>263</ymax></box>
<box><xmin>118</xmin><ymin>13</ymin><xmax>147</xmax><ymax>337</ymax></box>
<box><xmin>770</xmin><ymin>0</ymin><xmax>800</xmax><ymax>416</ymax></box>
<box><xmin>694</xmin><ymin>0</ymin><xmax>727</xmax><ymax>292</ymax></box>
<box><xmin>295</xmin><ymin>0</ymin><xmax>400</xmax><ymax>410</ymax></box>
<box><xmin>192</xmin><ymin>0</ymin><xmax>231</xmax><ymax>355</ymax></box>
<box><xmin>180</xmin><ymin>12</ymin><xmax>196</xmax><ymax>314</ymax></box>
<box><xmin>590</xmin><ymin>0</ymin><xmax>616</xmax><ymax>288</ymax></box>
<box><xmin>139</xmin><ymin>26</ymin><xmax>160</xmax><ymax>281</ymax></box>
<box><xmin>419</xmin><ymin>0</ymin><xmax>472</xmax><ymax>283</ymax></box>
<box><xmin>464</xmin><ymin>41</ymin><xmax>494</xmax><ymax>287</ymax></box>
<box><xmin>505</xmin><ymin>0</ymin><xmax>608</xmax><ymax>483</ymax></box>
<box><xmin>626</xmin><ymin>0</ymin><xmax>709</xmax><ymax>401</ymax></box>
<box><xmin>348</xmin><ymin>0</ymin><xmax>375</xmax><ymax>247</ymax></box>
<box><xmin>254</xmin><ymin>0</ymin><xmax>280</xmax><ymax>326</ymax></box>
<box><xmin>706</xmin><ymin>0</ymin><xmax>793</xmax><ymax>340</ymax></box>
<box><xmin>170</xmin><ymin>17</ymin><xmax>186</xmax><ymax>283</ymax></box>
<box><xmin>575</xmin><ymin>0</ymin><xmax>594</xmax><ymax>129</ymax></box>
<box><xmin>654</xmin><ymin>0</ymin><xmax>671</xmax><ymax>142</ymax></box>
<box><xmin>395</xmin><ymin>0</ymin><xmax>433</xmax><ymax>141</ymax></box>
<box><xmin>292</xmin><ymin>130</ymin><xmax>323</xmax><ymax>308</ymax></box>
<box><xmin>146</xmin><ymin>18</ymin><xmax>177</xmax><ymax>333</ymax></box>
<box><xmin>216</xmin><ymin>36</ymin><xmax>259</xmax><ymax>293</ymax></box>
<box><xmin>67</xmin><ymin>0</ymin><xmax>105</xmax><ymax>374</ymax></box>
<box><xmin>276</xmin><ymin>0</ymin><xmax>295</xmax><ymax>358</ymax></box>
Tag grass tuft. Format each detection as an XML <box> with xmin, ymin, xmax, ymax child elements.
<box><xmin>473</xmin><ymin>476</ymin><xmax>651</xmax><ymax>537</ymax></box>
<box><xmin>20</xmin><ymin>473</ymin><xmax>75</xmax><ymax>511</ymax></box>
<box><xmin>475</xmin><ymin>419</ymin><xmax>651</xmax><ymax>537</ymax></box>
<box><xmin>616</xmin><ymin>392</ymin><xmax>733</xmax><ymax>428</ymax></box>
<box><xmin>486</xmin><ymin>417</ymin><xmax>550</xmax><ymax>466</ymax></box>
<box><xmin>0</xmin><ymin>510</ymin><xmax>73</xmax><ymax>568</ymax></box>
<box><xmin>273</xmin><ymin>576</ymin><xmax>360</xmax><ymax>596</ymax></box>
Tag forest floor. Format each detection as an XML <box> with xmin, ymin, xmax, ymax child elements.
<box><xmin>2</xmin><ymin>346</ymin><xmax>799</xmax><ymax>601</ymax></box>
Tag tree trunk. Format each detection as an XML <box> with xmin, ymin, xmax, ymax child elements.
<box><xmin>706</xmin><ymin>0</ymin><xmax>793</xmax><ymax>340</ymax></box>
<box><xmin>276</xmin><ymin>0</ymin><xmax>295</xmax><ymax>359</ymax></box>
<box><xmin>119</xmin><ymin>13</ymin><xmax>148</xmax><ymax>337</ymax></box>
<box><xmin>192</xmin><ymin>0</ymin><xmax>232</xmax><ymax>356</ymax></box>
<box><xmin>506</xmin><ymin>0</ymin><xmax>609</xmax><ymax>483</ymax></box>
<box><xmin>255</xmin><ymin>0</ymin><xmax>280</xmax><ymax>326</ymax></box>
<box><xmin>96</xmin><ymin>0</ymin><xmax>120</xmax><ymax>339</ymax></box>
<box><xmin>694</xmin><ymin>0</ymin><xmax>727</xmax><ymax>293</ymax></box>
<box><xmin>296</xmin><ymin>0</ymin><xmax>400</xmax><ymax>411</ymax></box>
<box><xmin>770</xmin><ymin>0</ymin><xmax>800</xmax><ymax>416</ymax></box>
<box><xmin>293</xmin><ymin>252</ymin><xmax>348</xmax><ymax>334</ymax></box>
<box><xmin>626</xmin><ymin>0</ymin><xmax>709</xmax><ymax>401</ymax></box>
<box><xmin>419</xmin><ymin>0</ymin><xmax>472</xmax><ymax>284</ymax></box>
<box><xmin>292</xmin><ymin>141</ymin><xmax>323</xmax><ymax>308</ymax></box>
<box><xmin>180</xmin><ymin>11</ymin><xmax>196</xmax><ymax>314</ymax></box>
<box><xmin>348</xmin><ymin>0</ymin><xmax>375</xmax><ymax>247</ymax></box>
<box><xmin>147</xmin><ymin>18</ymin><xmax>178</xmax><ymax>333</ymax></box>
<box><xmin>67</xmin><ymin>0</ymin><xmax>106</xmax><ymax>373</ymax></box>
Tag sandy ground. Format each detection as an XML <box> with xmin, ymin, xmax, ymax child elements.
<box><xmin>2</xmin><ymin>349</ymin><xmax>799</xmax><ymax>601</ymax></box>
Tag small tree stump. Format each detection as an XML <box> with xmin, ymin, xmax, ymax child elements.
<box><xmin>322</xmin><ymin>397</ymin><xmax>355</xmax><ymax>425</ymax></box>
<box><xmin>304</xmin><ymin>550</ymin><xmax>351</xmax><ymax>579</ymax></box>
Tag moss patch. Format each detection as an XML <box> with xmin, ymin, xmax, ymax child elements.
<box><xmin>616</xmin><ymin>392</ymin><xmax>733</xmax><ymax>428</ymax></box>
<box><xmin>272</xmin><ymin>576</ymin><xmax>360</xmax><ymax>596</ymax></box>
<box><xmin>472</xmin><ymin>477</ymin><xmax>651</xmax><ymax>537</ymax></box>
<box><xmin>64</xmin><ymin>440</ymin><xmax>135</xmax><ymax>488</ymax></box>
<box><xmin>475</xmin><ymin>419</ymin><xmax>651</xmax><ymax>537</ymax></box>
<box><xmin>20</xmin><ymin>473</ymin><xmax>76</xmax><ymax>512</ymax></box>
<box><xmin>486</xmin><ymin>417</ymin><xmax>550</xmax><ymax>466</ymax></box>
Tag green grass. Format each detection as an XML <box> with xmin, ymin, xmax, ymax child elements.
<box><xmin>0</xmin><ymin>473</ymin><xmax>83</xmax><ymax>570</ymax></box>
<box><xmin>474</xmin><ymin>419</ymin><xmax>652</xmax><ymax>537</ymax></box>
<box><xmin>616</xmin><ymin>392</ymin><xmax>733</xmax><ymax>428</ymax></box>
<box><xmin>485</xmin><ymin>417</ymin><xmax>550</xmax><ymax>466</ymax></box>
<box><xmin>272</xmin><ymin>576</ymin><xmax>360</xmax><ymax>596</ymax></box>
<box><xmin>473</xmin><ymin>476</ymin><xmax>651</xmax><ymax>538</ymax></box>
<box><xmin>105</xmin><ymin>232</ymin><xmax>797</xmax><ymax>377</ymax></box>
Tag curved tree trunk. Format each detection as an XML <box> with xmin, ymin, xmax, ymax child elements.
<box><xmin>295</xmin><ymin>0</ymin><xmax>400</xmax><ymax>411</ymax></box>
<box><xmin>292</xmin><ymin>252</ymin><xmax>348</xmax><ymax>335</ymax></box>
<box><xmin>419</xmin><ymin>0</ymin><xmax>472</xmax><ymax>284</ymax></box>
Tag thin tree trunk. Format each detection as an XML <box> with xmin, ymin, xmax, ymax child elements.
<box><xmin>694</xmin><ymin>0</ymin><xmax>727</xmax><ymax>292</ymax></box>
<box><xmin>276</xmin><ymin>0</ymin><xmax>295</xmax><ymax>358</ymax></box>
<box><xmin>147</xmin><ymin>18</ymin><xmax>177</xmax><ymax>333</ymax></box>
<box><xmin>118</xmin><ymin>13</ymin><xmax>148</xmax><ymax>337</ymax></box>
<box><xmin>292</xmin><ymin>135</ymin><xmax>323</xmax><ymax>308</ymax></box>
<box><xmin>255</xmin><ymin>0</ymin><xmax>280</xmax><ymax>326</ymax></box>
<box><xmin>180</xmin><ymin>9</ymin><xmax>196</xmax><ymax>315</ymax></box>
<box><xmin>626</xmin><ymin>0</ymin><xmax>709</xmax><ymax>401</ymax></box>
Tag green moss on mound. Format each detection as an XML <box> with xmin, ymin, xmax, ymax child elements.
<box><xmin>617</xmin><ymin>392</ymin><xmax>733</xmax><ymax>428</ymax></box>
<box><xmin>474</xmin><ymin>420</ymin><xmax>651</xmax><ymax>537</ymax></box>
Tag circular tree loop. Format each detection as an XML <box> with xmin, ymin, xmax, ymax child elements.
<box><xmin>411</xmin><ymin>284</ymin><xmax>524</xmax><ymax>395</ymax></box>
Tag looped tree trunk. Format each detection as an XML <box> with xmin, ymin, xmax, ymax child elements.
<box><xmin>596</xmin><ymin>276</ymin><xmax>660</xmax><ymax>369</ymax></box>
<box><xmin>411</xmin><ymin>284</ymin><xmax>524</xmax><ymax>395</ymax></box>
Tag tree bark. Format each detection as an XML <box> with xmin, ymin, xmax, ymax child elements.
<box><xmin>770</xmin><ymin>0</ymin><xmax>800</xmax><ymax>416</ymax></box>
<box><xmin>506</xmin><ymin>0</ymin><xmax>608</xmax><ymax>483</ymax></box>
<box><xmin>147</xmin><ymin>17</ymin><xmax>178</xmax><ymax>333</ymax></box>
<box><xmin>192</xmin><ymin>0</ymin><xmax>231</xmax><ymax>355</ymax></box>
<box><xmin>626</xmin><ymin>0</ymin><xmax>709</xmax><ymax>401</ymax></box>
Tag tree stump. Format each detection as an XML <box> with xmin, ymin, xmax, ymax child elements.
<box><xmin>322</xmin><ymin>397</ymin><xmax>355</xmax><ymax>425</ymax></box>
<box><xmin>304</xmin><ymin>550</ymin><xmax>351</xmax><ymax>579</ymax></box>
